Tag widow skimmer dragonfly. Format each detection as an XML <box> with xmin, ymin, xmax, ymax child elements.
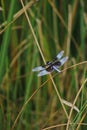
<box><xmin>32</xmin><ymin>51</ymin><xmax>68</xmax><ymax>77</ymax></box>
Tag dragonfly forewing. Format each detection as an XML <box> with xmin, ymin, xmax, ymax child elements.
<box><xmin>56</xmin><ymin>50</ymin><xmax>64</xmax><ymax>59</ymax></box>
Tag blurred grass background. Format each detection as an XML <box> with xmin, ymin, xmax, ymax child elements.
<box><xmin>0</xmin><ymin>0</ymin><xmax>87</xmax><ymax>130</ymax></box>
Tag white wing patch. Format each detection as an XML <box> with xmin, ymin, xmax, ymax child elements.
<box><xmin>60</xmin><ymin>56</ymin><xmax>68</xmax><ymax>66</ymax></box>
<box><xmin>56</xmin><ymin>50</ymin><xmax>64</xmax><ymax>59</ymax></box>
<box><xmin>53</xmin><ymin>66</ymin><xmax>61</xmax><ymax>73</ymax></box>
<box><xmin>38</xmin><ymin>70</ymin><xmax>50</xmax><ymax>77</ymax></box>
<box><xmin>32</xmin><ymin>66</ymin><xmax>45</xmax><ymax>71</ymax></box>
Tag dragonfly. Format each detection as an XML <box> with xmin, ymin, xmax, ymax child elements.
<box><xmin>32</xmin><ymin>51</ymin><xmax>68</xmax><ymax>77</ymax></box>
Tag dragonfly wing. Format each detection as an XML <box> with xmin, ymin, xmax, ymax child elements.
<box><xmin>56</xmin><ymin>50</ymin><xmax>64</xmax><ymax>59</ymax></box>
<box><xmin>60</xmin><ymin>56</ymin><xmax>68</xmax><ymax>66</ymax></box>
<box><xmin>38</xmin><ymin>70</ymin><xmax>50</xmax><ymax>77</ymax></box>
<box><xmin>53</xmin><ymin>66</ymin><xmax>61</xmax><ymax>73</ymax></box>
<box><xmin>32</xmin><ymin>66</ymin><xmax>45</xmax><ymax>72</ymax></box>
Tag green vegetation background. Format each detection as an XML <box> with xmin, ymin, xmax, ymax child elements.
<box><xmin>0</xmin><ymin>0</ymin><xmax>87</xmax><ymax>130</ymax></box>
